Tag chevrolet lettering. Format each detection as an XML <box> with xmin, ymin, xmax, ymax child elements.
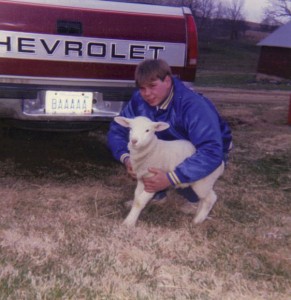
<box><xmin>0</xmin><ymin>31</ymin><xmax>183</xmax><ymax>65</ymax></box>
<box><xmin>0</xmin><ymin>0</ymin><xmax>198</xmax><ymax>131</ymax></box>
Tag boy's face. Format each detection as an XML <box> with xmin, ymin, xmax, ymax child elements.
<box><xmin>138</xmin><ymin>75</ymin><xmax>172</xmax><ymax>107</ymax></box>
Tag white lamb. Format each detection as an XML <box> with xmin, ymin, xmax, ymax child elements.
<box><xmin>114</xmin><ymin>116</ymin><xmax>224</xmax><ymax>227</ymax></box>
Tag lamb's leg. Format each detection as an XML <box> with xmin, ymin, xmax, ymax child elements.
<box><xmin>123</xmin><ymin>191</ymin><xmax>154</xmax><ymax>227</ymax></box>
<box><xmin>134</xmin><ymin>180</ymin><xmax>144</xmax><ymax>199</ymax></box>
<box><xmin>123</xmin><ymin>189</ymin><xmax>154</xmax><ymax>227</ymax></box>
<box><xmin>193</xmin><ymin>190</ymin><xmax>217</xmax><ymax>224</ymax></box>
<box><xmin>191</xmin><ymin>162</ymin><xmax>224</xmax><ymax>224</ymax></box>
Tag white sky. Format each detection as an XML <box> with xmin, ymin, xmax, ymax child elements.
<box><xmin>221</xmin><ymin>0</ymin><xmax>270</xmax><ymax>23</ymax></box>
<box><xmin>244</xmin><ymin>0</ymin><xmax>269</xmax><ymax>22</ymax></box>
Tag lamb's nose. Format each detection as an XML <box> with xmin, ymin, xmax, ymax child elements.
<box><xmin>131</xmin><ymin>138</ymin><xmax>138</xmax><ymax>145</ymax></box>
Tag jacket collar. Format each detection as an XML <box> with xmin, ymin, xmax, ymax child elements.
<box><xmin>158</xmin><ymin>85</ymin><xmax>174</xmax><ymax>110</ymax></box>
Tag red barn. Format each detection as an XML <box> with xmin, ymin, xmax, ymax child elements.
<box><xmin>257</xmin><ymin>21</ymin><xmax>291</xmax><ymax>81</ymax></box>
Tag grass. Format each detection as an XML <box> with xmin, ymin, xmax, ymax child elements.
<box><xmin>198</xmin><ymin>38</ymin><xmax>260</xmax><ymax>72</ymax></box>
<box><xmin>250</xmin><ymin>154</ymin><xmax>291</xmax><ymax>188</ymax></box>
<box><xmin>0</xmin><ymin>97</ymin><xmax>291</xmax><ymax>299</ymax></box>
<box><xmin>195</xmin><ymin>38</ymin><xmax>291</xmax><ymax>90</ymax></box>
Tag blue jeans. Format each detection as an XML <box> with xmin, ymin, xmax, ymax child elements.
<box><xmin>154</xmin><ymin>187</ymin><xmax>199</xmax><ymax>203</ymax></box>
<box><xmin>176</xmin><ymin>187</ymin><xmax>199</xmax><ymax>203</ymax></box>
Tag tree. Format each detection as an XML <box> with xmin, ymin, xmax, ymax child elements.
<box><xmin>264</xmin><ymin>0</ymin><xmax>291</xmax><ymax>23</ymax></box>
<box><xmin>224</xmin><ymin>0</ymin><xmax>247</xmax><ymax>39</ymax></box>
<box><xmin>190</xmin><ymin>0</ymin><xmax>217</xmax><ymax>34</ymax></box>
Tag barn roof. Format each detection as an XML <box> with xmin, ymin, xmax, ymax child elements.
<box><xmin>258</xmin><ymin>21</ymin><xmax>291</xmax><ymax>48</ymax></box>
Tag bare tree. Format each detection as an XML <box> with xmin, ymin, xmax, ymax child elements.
<box><xmin>260</xmin><ymin>16</ymin><xmax>280</xmax><ymax>31</ymax></box>
<box><xmin>215</xmin><ymin>1</ymin><xmax>227</xmax><ymax>19</ymax></box>
<box><xmin>224</xmin><ymin>0</ymin><xmax>246</xmax><ymax>39</ymax></box>
<box><xmin>225</xmin><ymin>0</ymin><xmax>245</xmax><ymax>20</ymax></box>
<box><xmin>264</xmin><ymin>0</ymin><xmax>291</xmax><ymax>23</ymax></box>
<box><xmin>190</xmin><ymin>0</ymin><xmax>217</xmax><ymax>32</ymax></box>
<box><xmin>188</xmin><ymin>0</ymin><xmax>228</xmax><ymax>39</ymax></box>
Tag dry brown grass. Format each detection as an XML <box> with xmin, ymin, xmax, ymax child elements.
<box><xmin>0</xmin><ymin>89</ymin><xmax>291</xmax><ymax>299</ymax></box>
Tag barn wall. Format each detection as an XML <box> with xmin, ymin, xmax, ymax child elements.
<box><xmin>257</xmin><ymin>46</ymin><xmax>291</xmax><ymax>80</ymax></box>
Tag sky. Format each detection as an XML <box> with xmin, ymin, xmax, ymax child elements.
<box><xmin>221</xmin><ymin>0</ymin><xmax>270</xmax><ymax>23</ymax></box>
<box><xmin>244</xmin><ymin>0</ymin><xmax>269</xmax><ymax>22</ymax></box>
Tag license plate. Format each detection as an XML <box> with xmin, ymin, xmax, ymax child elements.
<box><xmin>45</xmin><ymin>91</ymin><xmax>93</xmax><ymax>114</ymax></box>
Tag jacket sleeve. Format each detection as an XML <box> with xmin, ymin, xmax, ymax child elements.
<box><xmin>167</xmin><ymin>95</ymin><xmax>225</xmax><ymax>184</ymax></box>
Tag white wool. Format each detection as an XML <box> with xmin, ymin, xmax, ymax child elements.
<box><xmin>131</xmin><ymin>137</ymin><xmax>195</xmax><ymax>181</ymax></box>
<box><xmin>114</xmin><ymin>116</ymin><xmax>224</xmax><ymax>227</ymax></box>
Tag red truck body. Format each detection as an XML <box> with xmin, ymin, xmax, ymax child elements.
<box><xmin>0</xmin><ymin>0</ymin><xmax>198</xmax><ymax>130</ymax></box>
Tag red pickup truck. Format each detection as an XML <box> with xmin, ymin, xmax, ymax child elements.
<box><xmin>0</xmin><ymin>0</ymin><xmax>198</xmax><ymax>130</ymax></box>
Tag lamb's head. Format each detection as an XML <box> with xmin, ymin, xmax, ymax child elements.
<box><xmin>114</xmin><ymin>116</ymin><xmax>169</xmax><ymax>149</ymax></box>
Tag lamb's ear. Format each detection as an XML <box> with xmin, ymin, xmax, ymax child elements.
<box><xmin>114</xmin><ymin>116</ymin><xmax>132</xmax><ymax>128</ymax></box>
<box><xmin>153</xmin><ymin>121</ymin><xmax>170</xmax><ymax>132</ymax></box>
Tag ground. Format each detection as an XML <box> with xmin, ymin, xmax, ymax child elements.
<box><xmin>0</xmin><ymin>88</ymin><xmax>290</xmax><ymax>299</ymax></box>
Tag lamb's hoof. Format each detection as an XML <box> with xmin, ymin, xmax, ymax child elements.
<box><xmin>122</xmin><ymin>219</ymin><xmax>136</xmax><ymax>228</ymax></box>
<box><xmin>193</xmin><ymin>214</ymin><xmax>207</xmax><ymax>224</ymax></box>
<box><xmin>193</xmin><ymin>202</ymin><xmax>216</xmax><ymax>224</ymax></box>
<box><xmin>193</xmin><ymin>193</ymin><xmax>217</xmax><ymax>224</ymax></box>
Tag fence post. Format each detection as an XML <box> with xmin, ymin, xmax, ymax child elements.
<box><xmin>288</xmin><ymin>95</ymin><xmax>291</xmax><ymax>125</ymax></box>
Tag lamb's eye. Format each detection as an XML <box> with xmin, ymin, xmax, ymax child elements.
<box><xmin>145</xmin><ymin>129</ymin><xmax>150</xmax><ymax>132</ymax></box>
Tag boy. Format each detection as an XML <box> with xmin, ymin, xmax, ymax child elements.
<box><xmin>108</xmin><ymin>59</ymin><xmax>232</xmax><ymax>212</ymax></box>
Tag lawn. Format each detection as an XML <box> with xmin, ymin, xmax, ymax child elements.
<box><xmin>0</xmin><ymin>89</ymin><xmax>290</xmax><ymax>299</ymax></box>
<box><xmin>195</xmin><ymin>38</ymin><xmax>291</xmax><ymax>90</ymax></box>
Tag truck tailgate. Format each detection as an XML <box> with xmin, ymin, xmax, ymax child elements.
<box><xmin>0</xmin><ymin>0</ymin><xmax>192</xmax><ymax>81</ymax></box>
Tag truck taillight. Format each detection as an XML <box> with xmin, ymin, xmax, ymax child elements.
<box><xmin>186</xmin><ymin>14</ymin><xmax>198</xmax><ymax>66</ymax></box>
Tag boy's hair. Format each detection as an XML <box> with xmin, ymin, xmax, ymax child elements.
<box><xmin>134</xmin><ymin>59</ymin><xmax>172</xmax><ymax>87</ymax></box>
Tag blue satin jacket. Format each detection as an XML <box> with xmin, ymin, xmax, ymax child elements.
<box><xmin>107</xmin><ymin>77</ymin><xmax>232</xmax><ymax>185</ymax></box>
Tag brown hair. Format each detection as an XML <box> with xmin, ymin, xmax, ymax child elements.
<box><xmin>134</xmin><ymin>59</ymin><xmax>172</xmax><ymax>88</ymax></box>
